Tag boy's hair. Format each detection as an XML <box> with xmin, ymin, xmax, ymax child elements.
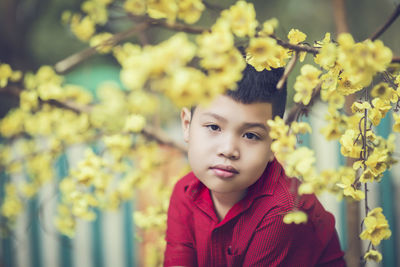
<box><xmin>191</xmin><ymin>64</ymin><xmax>286</xmax><ymax>118</ymax></box>
<box><xmin>225</xmin><ymin>64</ymin><xmax>286</xmax><ymax>118</ymax></box>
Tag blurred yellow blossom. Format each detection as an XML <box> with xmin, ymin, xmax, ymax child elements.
<box><xmin>147</xmin><ymin>0</ymin><xmax>178</xmax><ymax>23</ymax></box>
<box><xmin>259</xmin><ymin>18</ymin><xmax>278</xmax><ymax>36</ymax></box>
<box><xmin>178</xmin><ymin>0</ymin><xmax>205</xmax><ymax>24</ymax></box>
<box><xmin>70</xmin><ymin>15</ymin><xmax>96</xmax><ymax>41</ymax></box>
<box><xmin>124</xmin><ymin>0</ymin><xmax>146</xmax><ymax>15</ymax></box>
<box><xmin>82</xmin><ymin>0</ymin><xmax>109</xmax><ymax>25</ymax></box>
<box><xmin>124</xmin><ymin>114</ymin><xmax>146</xmax><ymax>133</ymax></box>
<box><xmin>337</xmin><ymin>33</ymin><xmax>392</xmax><ymax>88</ymax></box>
<box><xmin>1</xmin><ymin>184</ymin><xmax>23</xmax><ymax>221</ymax></box>
<box><xmin>364</xmin><ymin>250</ymin><xmax>382</xmax><ymax>263</ymax></box>
<box><xmin>369</xmin><ymin>98</ymin><xmax>391</xmax><ymax>126</ymax></box>
<box><xmin>222</xmin><ymin>0</ymin><xmax>258</xmax><ymax>37</ymax></box>
<box><xmin>340</xmin><ymin>129</ymin><xmax>362</xmax><ymax>158</ymax></box>
<box><xmin>293</xmin><ymin>64</ymin><xmax>321</xmax><ymax>105</ymax></box>
<box><xmin>283</xmin><ymin>211</ymin><xmax>308</xmax><ymax>224</ymax></box>
<box><xmin>90</xmin><ymin>32</ymin><xmax>114</xmax><ymax>53</ymax></box>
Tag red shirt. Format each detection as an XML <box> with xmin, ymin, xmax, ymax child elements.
<box><xmin>164</xmin><ymin>159</ymin><xmax>346</xmax><ymax>267</ymax></box>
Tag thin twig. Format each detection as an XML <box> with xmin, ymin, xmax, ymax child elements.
<box><xmin>277</xmin><ymin>52</ymin><xmax>298</xmax><ymax>90</ymax></box>
<box><xmin>392</xmin><ymin>56</ymin><xmax>400</xmax><ymax>64</ymax></box>
<box><xmin>271</xmin><ymin>35</ymin><xmax>319</xmax><ymax>55</ymax></box>
<box><xmin>369</xmin><ymin>4</ymin><xmax>400</xmax><ymax>41</ymax></box>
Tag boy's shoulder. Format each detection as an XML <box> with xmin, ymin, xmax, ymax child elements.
<box><xmin>170</xmin><ymin>172</ymin><xmax>201</xmax><ymax>202</ymax></box>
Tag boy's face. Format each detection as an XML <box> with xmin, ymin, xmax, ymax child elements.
<box><xmin>181</xmin><ymin>95</ymin><xmax>274</xmax><ymax>201</ymax></box>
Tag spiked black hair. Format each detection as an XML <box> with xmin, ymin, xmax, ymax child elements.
<box><xmin>225</xmin><ymin>64</ymin><xmax>286</xmax><ymax>118</ymax></box>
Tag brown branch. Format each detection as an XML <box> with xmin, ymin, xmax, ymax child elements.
<box><xmin>369</xmin><ymin>4</ymin><xmax>400</xmax><ymax>41</ymax></box>
<box><xmin>271</xmin><ymin>36</ymin><xmax>319</xmax><ymax>55</ymax></box>
<box><xmin>141</xmin><ymin>126</ymin><xmax>187</xmax><ymax>154</ymax></box>
<box><xmin>392</xmin><ymin>56</ymin><xmax>400</xmax><ymax>64</ymax></box>
<box><xmin>54</xmin><ymin>22</ymin><xmax>149</xmax><ymax>74</ymax></box>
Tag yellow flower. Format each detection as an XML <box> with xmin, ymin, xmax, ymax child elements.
<box><xmin>82</xmin><ymin>0</ymin><xmax>109</xmax><ymax>25</ymax></box>
<box><xmin>359</xmin><ymin>168</ymin><xmax>377</xmax><ymax>183</ymax></box>
<box><xmin>222</xmin><ymin>0</ymin><xmax>258</xmax><ymax>37</ymax></box>
<box><xmin>360</xmin><ymin>207</ymin><xmax>391</xmax><ymax>246</ymax></box>
<box><xmin>124</xmin><ymin>0</ymin><xmax>146</xmax><ymax>16</ymax></box>
<box><xmin>365</xmin><ymin>149</ymin><xmax>388</xmax><ymax>177</ymax></box>
<box><xmin>259</xmin><ymin>18</ymin><xmax>278</xmax><ymax>36</ymax></box>
<box><xmin>293</xmin><ymin>64</ymin><xmax>321</xmax><ymax>105</ymax></box>
<box><xmin>165</xmin><ymin>67</ymin><xmax>209</xmax><ymax>107</ymax></box>
<box><xmin>364</xmin><ymin>250</ymin><xmax>382</xmax><ymax>263</ymax></box>
<box><xmin>284</xmin><ymin>147</ymin><xmax>315</xmax><ymax>177</ymax></box>
<box><xmin>246</xmin><ymin>37</ymin><xmax>288</xmax><ymax>71</ymax></box>
<box><xmin>124</xmin><ymin>114</ymin><xmax>146</xmax><ymax>133</ymax></box>
<box><xmin>336</xmin><ymin>71</ymin><xmax>363</xmax><ymax>96</ymax></box>
<box><xmin>340</xmin><ymin>129</ymin><xmax>362</xmax><ymax>158</ymax></box>
<box><xmin>291</xmin><ymin>121</ymin><xmax>312</xmax><ymax>134</ymax></box>
<box><xmin>369</xmin><ymin>98</ymin><xmax>391</xmax><ymax>126</ymax></box>
<box><xmin>0</xmin><ymin>63</ymin><xmax>13</xmax><ymax>87</ymax></box>
<box><xmin>337</xmin><ymin>33</ymin><xmax>392</xmax><ymax>88</ymax></box>
<box><xmin>351</xmin><ymin>101</ymin><xmax>371</xmax><ymax>114</ymax></box>
<box><xmin>283</xmin><ymin>211</ymin><xmax>308</xmax><ymax>224</ymax></box>
<box><xmin>371</xmin><ymin>82</ymin><xmax>396</xmax><ymax>102</ymax></box>
<box><xmin>336</xmin><ymin>170</ymin><xmax>365</xmax><ymax>201</ymax></box>
<box><xmin>178</xmin><ymin>0</ymin><xmax>205</xmax><ymax>24</ymax></box>
<box><xmin>267</xmin><ymin>116</ymin><xmax>289</xmax><ymax>139</ymax></box>
<box><xmin>314</xmin><ymin>33</ymin><xmax>337</xmax><ymax>70</ymax></box>
<box><xmin>288</xmin><ymin>29</ymin><xmax>306</xmax><ymax>44</ymax></box>
<box><xmin>55</xmin><ymin>204</ymin><xmax>76</xmax><ymax>237</ymax></box>
<box><xmin>393</xmin><ymin>113</ymin><xmax>400</xmax><ymax>132</ymax></box>
<box><xmin>90</xmin><ymin>32</ymin><xmax>114</xmax><ymax>53</ymax></box>
<box><xmin>70</xmin><ymin>15</ymin><xmax>96</xmax><ymax>42</ymax></box>
<box><xmin>147</xmin><ymin>0</ymin><xmax>178</xmax><ymax>23</ymax></box>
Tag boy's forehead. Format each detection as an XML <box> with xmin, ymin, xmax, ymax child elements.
<box><xmin>195</xmin><ymin>95</ymin><xmax>273</xmax><ymax>121</ymax></box>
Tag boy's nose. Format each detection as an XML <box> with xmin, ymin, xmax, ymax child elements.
<box><xmin>217</xmin><ymin>136</ymin><xmax>240</xmax><ymax>160</ymax></box>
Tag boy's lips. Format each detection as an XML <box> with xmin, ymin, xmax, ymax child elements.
<box><xmin>210</xmin><ymin>165</ymin><xmax>239</xmax><ymax>178</ymax></box>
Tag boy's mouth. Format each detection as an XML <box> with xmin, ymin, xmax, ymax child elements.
<box><xmin>210</xmin><ymin>165</ymin><xmax>239</xmax><ymax>178</ymax></box>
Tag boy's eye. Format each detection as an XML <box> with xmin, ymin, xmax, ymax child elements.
<box><xmin>243</xmin><ymin>132</ymin><xmax>260</xmax><ymax>140</ymax></box>
<box><xmin>206</xmin><ymin>124</ymin><xmax>220</xmax><ymax>131</ymax></box>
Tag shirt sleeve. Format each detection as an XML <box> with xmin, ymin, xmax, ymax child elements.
<box><xmin>241</xmin><ymin>212</ymin><xmax>345</xmax><ymax>267</ymax></box>
<box><xmin>164</xmin><ymin>181</ymin><xmax>197</xmax><ymax>267</ymax></box>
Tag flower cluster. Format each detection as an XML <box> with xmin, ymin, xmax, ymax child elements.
<box><xmin>0</xmin><ymin>63</ymin><xmax>22</xmax><ymax>88</ymax></box>
<box><xmin>360</xmin><ymin>207</ymin><xmax>391</xmax><ymax>246</ymax></box>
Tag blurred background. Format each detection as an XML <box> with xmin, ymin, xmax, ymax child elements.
<box><xmin>1</xmin><ymin>0</ymin><xmax>400</xmax><ymax>266</ymax></box>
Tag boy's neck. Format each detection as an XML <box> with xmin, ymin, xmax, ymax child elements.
<box><xmin>211</xmin><ymin>190</ymin><xmax>247</xmax><ymax>221</ymax></box>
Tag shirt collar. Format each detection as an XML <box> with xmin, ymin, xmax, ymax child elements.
<box><xmin>185</xmin><ymin>158</ymin><xmax>283</xmax><ymax>211</ymax></box>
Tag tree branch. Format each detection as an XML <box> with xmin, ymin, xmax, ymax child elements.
<box><xmin>54</xmin><ymin>22</ymin><xmax>149</xmax><ymax>74</ymax></box>
<box><xmin>369</xmin><ymin>4</ymin><xmax>400</xmax><ymax>41</ymax></box>
<box><xmin>271</xmin><ymin>35</ymin><xmax>319</xmax><ymax>55</ymax></box>
<box><xmin>141</xmin><ymin>126</ymin><xmax>187</xmax><ymax>154</ymax></box>
<box><xmin>277</xmin><ymin>52</ymin><xmax>298</xmax><ymax>90</ymax></box>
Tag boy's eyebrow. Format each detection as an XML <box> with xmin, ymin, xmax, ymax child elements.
<box><xmin>201</xmin><ymin>112</ymin><xmax>268</xmax><ymax>131</ymax></box>
<box><xmin>242</xmin><ymin>122</ymin><xmax>268</xmax><ymax>131</ymax></box>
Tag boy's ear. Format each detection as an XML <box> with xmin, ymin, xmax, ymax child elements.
<box><xmin>180</xmin><ymin>107</ymin><xmax>191</xmax><ymax>143</ymax></box>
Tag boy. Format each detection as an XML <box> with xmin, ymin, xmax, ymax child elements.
<box><xmin>164</xmin><ymin>64</ymin><xmax>346</xmax><ymax>266</ymax></box>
